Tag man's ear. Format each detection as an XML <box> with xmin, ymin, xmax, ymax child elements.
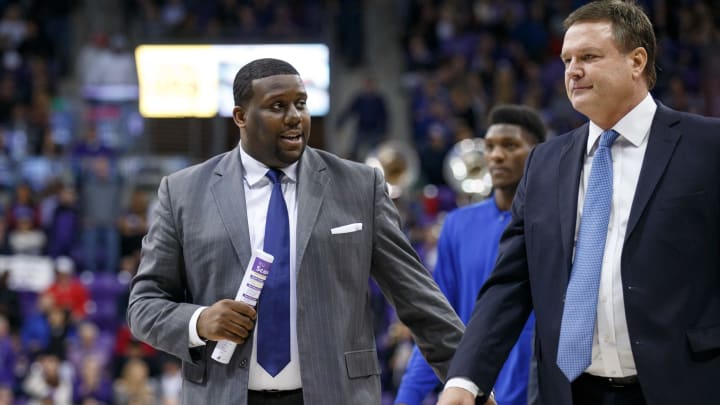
<box><xmin>232</xmin><ymin>106</ymin><xmax>246</xmax><ymax>128</ymax></box>
<box><xmin>629</xmin><ymin>46</ymin><xmax>648</xmax><ymax>82</ymax></box>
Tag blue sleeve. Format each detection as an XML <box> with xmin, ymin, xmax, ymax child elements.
<box><xmin>394</xmin><ymin>345</ymin><xmax>441</xmax><ymax>404</ymax></box>
<box><xmin>433</xmin><ymin>215</ymin><xmax>458</xmax><ymax>308</ymax></box>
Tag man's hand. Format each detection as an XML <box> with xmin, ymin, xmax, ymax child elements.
<box><xmin>197</xmin><ymin>299</ymin><xmax>256</xmax><ymax>344</ymax></box>
<box><xmin>437</xmin><ymin>387</ymin><xmax>497</xmax><ymax>405</ymax></box>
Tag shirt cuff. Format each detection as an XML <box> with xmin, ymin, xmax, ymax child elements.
<box><xmin>444</xmin><ymin>377</ymin><xmax>481</xmax><ymax>398</ymax></box>
<box><xmin>188</xmin><ymin>306</ymin><xmax>208</xmax><ymax>347</ymax></box>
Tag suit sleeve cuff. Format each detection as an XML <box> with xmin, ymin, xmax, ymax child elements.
<box><xmin>188</xmin><ymin>306</ymin><xmax>208</xmax><ymax>347</ymax></box>
<box><xmin>444</xmin><ymin>377</ymin><xmax>481</xmax><ymax>398</ymax></box>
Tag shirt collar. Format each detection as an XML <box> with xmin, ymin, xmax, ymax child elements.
<box><xmin>586</xmin><ymin>93</ymin><xmax>657</xmax><ymax>154</ymax></box>
<box><xmin>238</xmin><ymin>143</ymin><xmax>299</xmax><ymax>187</ymax></box>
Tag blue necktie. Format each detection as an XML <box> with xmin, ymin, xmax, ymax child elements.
<box><xmin>557</xmin><ymin>129</ymin><xmax>620</xmax><ymax>382</ymax></box>
<box><xmin>257</xmin><ymin>168</ymin><xmax>291</xmax><ymax>376</ymax></box>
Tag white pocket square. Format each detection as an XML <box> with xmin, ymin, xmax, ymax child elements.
<box><xmin>331</xmin><ymin>223</ymin><xmax>363</xmax><ymax>234</ymax></box>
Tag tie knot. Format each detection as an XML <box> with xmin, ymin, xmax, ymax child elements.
<box><xmin>266</xmin><ymin>168</ymin><xmax>284</xmax><ymax>184</ymax></box>
<box><xmin>599</xmin><ymin>129</ymin><xmax>620</xmax><ymax>148</ymax></box>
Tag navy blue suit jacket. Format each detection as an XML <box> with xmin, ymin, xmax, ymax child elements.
<box><xmin>447</xmin><ymin>103</ymin><xmax>720</xmax><ymax>405</ymax></box>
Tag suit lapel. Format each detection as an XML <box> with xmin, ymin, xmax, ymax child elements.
<box><xmin>210</xmin><ymin>147</ymin><xmax>252</xmax><ymax>270</ymax></box>
<box><xmin>295</xmin><ymin>148</ymin><xmax>328</xmax><ymax>275</ymax></box>
<box><xmin>558</xmin><ymin>125</ymin><xmax>588</xmax><ymax>269</ymax></box>
<box><xmin>625</xmin><ymin>104</ymin><xmax>681</xmax><ymax>241</ymax></box>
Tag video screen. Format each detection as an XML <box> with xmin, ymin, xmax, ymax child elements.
<box><xmin>135</xmin><ymin>44</ymin><xmax>329</xmax><ymax>118</ymax></box>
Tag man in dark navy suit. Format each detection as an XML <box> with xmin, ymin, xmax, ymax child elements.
<box><xmin>439</xmin><ymin>1</ymin><xmax>720</xmax><ymax>404</ymax></box>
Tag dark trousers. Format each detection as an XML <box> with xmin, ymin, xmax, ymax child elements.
<box><xmin>572</xmin><ymin>374</ymin><xmax>646</xmax><ymax>405</ymax></box>
<box><xmin>248</xmin><ymin>389</ymin><xmax>304</xmax><ymax>405</ymax></box>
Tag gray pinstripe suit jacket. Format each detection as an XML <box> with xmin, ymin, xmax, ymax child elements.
<box><xmin>127</xmin><ymin>146</ymin><xmax>464</xmax><ymax>404</ymax></box>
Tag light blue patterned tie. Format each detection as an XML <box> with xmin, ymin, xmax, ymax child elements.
<box><xmin>557</xmin><ymin>129</ymin><xmax>620</xmax><ymax>382</ymax></box>
<box><xmin>257</xmin><ymin>168</ymin><xmax>291</xmax><ymax>377</ymax></box>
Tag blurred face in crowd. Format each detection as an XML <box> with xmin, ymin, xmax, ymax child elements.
<box><xmin>79</xmin><ymin>322</ymin><xmax>98</xmax><ymax>345</ymax></box>
<box><xmin>38</xmin><ymin>293</ymin><xmax>54</xmax><ymax>312</ymax></box>
<box><xmin>123</xmin><ymin>358</ymin><xmax>150</xmax><ymax>384</ymax></box>
<box><xmin>39</xmin><ymin>353</ymin><xmax>61</xmax><ymax>380</ymax></box>
<box><xmin>129</xmin><ymin>191</ymin><xmax>148</xmax><ymax>214</ymax></box>
<box><xmin>561</xmin><ymin>20</ymin><xmax>648</xmax><ymax>128</ymax></box>
<box><xmin>485</xmin><ymin>124</ymin><xmax>535</xmax><ymax>191</ymax></box>
<box><xmin>15</xmin><ymin>183</ymin><xmax>32</xmax><ymax>203</ymax></box>
<box><xmin>0</xmin><ymin>386</ymin><xmax>11</xmax><ymax>404</ymax></box>
<box><xmin>58</xmin><ymin>187</ymin><xmax>77</xmax><ymax>206</ymax></box>
<box><xmin>92</xmin><ymin>157</ymin><xmax>111</xmax><ymax>179</ymax></box>
<box><xmin>48</xmin><ymin>308</ymin><xmax>66</xmax><ymax>326</ymax></box>
<box><xmin>234</xmin><ymin>74</ymin><xmax>310</xmax><ymax>168</ymax></box>
<box><xmin>80</xmin><ymin>356</ymin><xmax>102</xmax><ymax>385</ymax></box>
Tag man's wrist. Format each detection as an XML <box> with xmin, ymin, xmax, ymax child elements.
<box><xmin>188</xmin><ymin>306</ymin><xmax>208</xmax><ymax>347</ymax></box>
<box><xmin>444</xmin><ymin>377</ymin><xmax>480</xmax><ymax>397</ymax></box>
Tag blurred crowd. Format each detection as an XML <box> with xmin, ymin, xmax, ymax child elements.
<box><xmin>398</xmin><ymin>0</ymin><xmax>720</xmax><ymax>190</ymax></box>
<box><xmin>0</xmin><ymin>0</ymin><xmax>718</xmax><ymax>404</ymax></box>
<box><xmin>0</xmin><ymin>1</ymin><xmax>178</xmax><ymax>404</ymax></box>
<box><xmin>0</xmin><ymin>0</ymin><xmax>74</xmax><ymax>170</ymax></box>
<box><xmin>122</xmin><ymin>0</ymin><xmax>326</xmax><ymax>43</ymax></box>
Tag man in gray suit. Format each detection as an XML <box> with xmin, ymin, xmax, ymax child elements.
<box><xmin>127</xmin><ymin>58</ymin><xmax>464</xmax><ymax>404</ymax></box>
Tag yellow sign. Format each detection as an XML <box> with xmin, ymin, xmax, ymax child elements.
<box><xmin>136</xmin><ymin>45</ymin><xmax>218</xmax><ymax>117</ymax></box>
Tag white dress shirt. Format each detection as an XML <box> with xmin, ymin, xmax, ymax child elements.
<box><xmin>188</xmin><ymin>144</ymin><xmax>302</xmax><ymax>390</ymax></box>
<box><xmin>444</xmin><ymin>93</ymin><xmax>657</xmax><ymax>397</ymax></box>
<box><xmin>581</xmin><ymin>93</ymin><xmax>655</xmax><ymax>377</ymax></box>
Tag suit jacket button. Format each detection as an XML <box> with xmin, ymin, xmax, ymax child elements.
<box><xmin>240</xmin><ymin>359</ymin><xmax>248</xmax><ymax>368</ymax></box>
